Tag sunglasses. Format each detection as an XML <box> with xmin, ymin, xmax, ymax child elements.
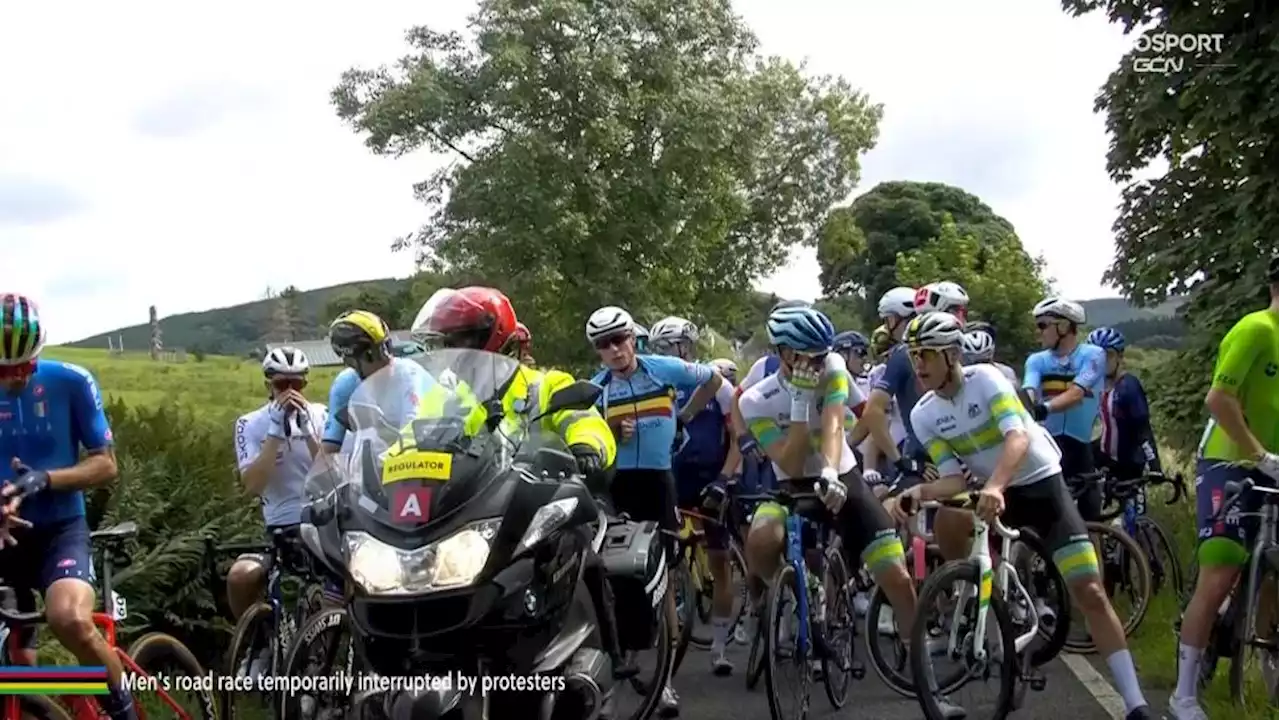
<box><xmin>593</xmin><ymin>334</ymin><xmax>631</xmax><ymax>351</ymax></box>
<box><xmin>1035</xmin><ymin>318</ymin><xmax>1057</xmax><ymax>330</ymax></box>
<box><xmin>271</xmin><ymin>377</ymin><xmax>306</xmax><ymax>391</ymax></box>
<box><xmin>907</xmin><ymin>348</ymin><xmax>943</xmax><ymax>362</ymax></box>
<box><xmin>0</xmin><ymin>361</ymin><xmax>35</xmax><ymax>380</ymax></box>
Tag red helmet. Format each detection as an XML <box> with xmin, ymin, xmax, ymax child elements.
<box><xmin>411</xmin><ymin>286</ymin><xmax>519</xmax><ymax>353</ymax></box>
<box><xmin>514</xmin><ymin>321</ymin><xmax>532</xmax><ymax>349</ymax></box>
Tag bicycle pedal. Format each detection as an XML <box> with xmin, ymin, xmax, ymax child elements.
<box><xmin>850</xmin><ymin>662</ymin><xmax>865</xmax><ymax>680</ymax></box>
<box><xmin>1028</xmin><ymin>672</ymin><xmax>1047</xmax><ymax>692</ymax></box>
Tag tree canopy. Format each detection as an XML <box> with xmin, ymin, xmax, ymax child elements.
<box><xmin>332</xmin><ymin>0</ymin><xmax>882</xmax><ymax>369</ymax></box>
<box><xmin>894</xmin><ymin>217</ymin><xmax>1051</xmax><ymax>361</ymax></box>
<box><xmin>816</xmin><ymin>181</ymin><xmax>1018</xmax><ymax>326</ymax></box>
<box><xmin>1062</xmin><ymin>0</ymin><xmax>1277</xmax><ymax>446</ymax></box>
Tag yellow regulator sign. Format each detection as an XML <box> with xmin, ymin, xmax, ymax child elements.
<box><xmin>382</xmin><ymin>450</ymin><xmax>453</xmax><ymax>485</ymax></box>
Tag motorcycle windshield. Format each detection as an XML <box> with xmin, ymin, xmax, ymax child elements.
<box><xmin>304</xmin><ymin>348</ymin><xmax>572</xmax><ymax>531</ymax></box>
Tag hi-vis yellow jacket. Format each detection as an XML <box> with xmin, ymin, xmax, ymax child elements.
<box><xmin>386</xmin><ymin>365</ymin><xmax>616</xmax><ymax>470</ymax></box>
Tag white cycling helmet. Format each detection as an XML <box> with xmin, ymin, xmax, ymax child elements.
<box><xmin>262</xmin><ymin>346</ymin><xmax>310</xmax><ymax>376</ymax></box>
<box><xmin>915</xmin><ymin>281</ymin><xmax>970</xmax><ymax>315</ymax></box>
<box><xmin>961</xmin><ymin>330</ymin><xmax>996</xmax><ymax>363</ymax></box>
<box><xmin>1032</xmin><ymin>297</ymin><xmax>1086</xmax><ymax>325</ymax></box>
<box><xmin>904</xmin><ymin>311</ymin><xmax>965</xmax><ymax>350</ymax></box>
<box><xmin>650</xmin><ymin>316</ymin><xmax>699</xmax><ymax>344</ymax></box>
<box><xmin>710</xmin><ymin>358</ymin><xmax>737</xmax><ymax>379</ymax></box>
<box><xmin>877</xmin><ymin>287</ymin><xmax>917</xmax><ymax>318</ymax></box>
<box><xmin>586</xmin><ymin>306</ymin><xmax>634</xmax><ymax>342</ymax></box>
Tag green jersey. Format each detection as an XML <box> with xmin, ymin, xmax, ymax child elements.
<box><xmin>1198</xmin><ymin>308</ymin><xmax>1279</xmax><ymax>460</ymax></box>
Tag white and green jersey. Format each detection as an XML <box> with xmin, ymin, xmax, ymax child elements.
<box><xmin>911</xmin><ymin>364</ymin><xmax>1061</xmax><ymax>487</ymax></box>
<box><xmin>739</xmin><ymin>353</ymin><xmax>860</xmax><ymax>480</ymax></box>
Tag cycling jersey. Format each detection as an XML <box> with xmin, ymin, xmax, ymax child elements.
<box><xmin>0</xmin><ymin>360</ymin><xmax>113</xmax><ymax>525</ymax></box>
<box><xmin>323</xmin><ymin>358</ymin><xmax>437</xmax><ymax>446</ymax></box>
<box><xmin>737</xmin><ymin>353</ymin><xmax>859</xmax><ymax>480</ymax></box>
<box><xmin>1023</xmin><ymin>342</ymin><xmax>1106</xmax><ymax>444</ymax></box>
<box><xmin>738</xmin><ymin>354</ymin><xmax>780</xmax><ymax>394</ymax></box>
<box><xmin>1098</xmin><ymin>373</ymin><xmax>1161</xmax><ymax>472</ymax></box>
<box><xmin>874</xmin><ymin>344</ymin><xmax>927</xmax><ymax>453</ymax></box>
<box><xmin>860</xmin><ymin>363</ymin><xmax>906</xmax><ymax>455</ymax></box>
<box><xmin>675</xmin><ymin>376</ymin><xmax>735</xmax><ymax>468</ymax></box>
<box><xmin>1198</xmin><ymin>307</ymin><xmax>1279</xmax><ymax>460</ymax></box>
<box><xmin>993</xmin><ymin>362</ymin><xmax>1018</xmax><ymax>385</ymax></box>
<box><xmin>911</xmin><ymin>364</ymin><xmax>1062</xmax><ymax>488</ymax></box>
<box><xmin>591</xmin><ymin>355</ymin><xmax>715</xmax><ymax>470</ymax></box>
<box><xmin>235</xmin><ymin>402</ymin><xmax>328</xmax><ymax>526</ymax></box>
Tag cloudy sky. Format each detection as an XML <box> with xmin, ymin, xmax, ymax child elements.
<box><xmin>1</xmin><ymin>1</ymin><xmax>1135</xmax><ymax>344</ymax></box>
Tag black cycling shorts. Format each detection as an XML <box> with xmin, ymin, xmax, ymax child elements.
<box><xmin>609</xmin><ymin>469</ymin><xmax>680</xmax><ymax>558</ymax></box>
<box><xmin>1002</xmin><ymin>473</ymin><xmax>1092</xmax><ymax>558</ymax></box>
<box><xmin>1055</xmin><ymin>435</ymin><xmax>1100</xmax><ymax>521</ymax></box>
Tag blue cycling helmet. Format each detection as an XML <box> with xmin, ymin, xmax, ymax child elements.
<box><xmin>767</xmin><ymin>307</ymin><xmax>835</xmax><ymax>352</ymax></box>
<box><xmin>1088</xmin><ymin>326</ymin><xmax>1126</xmax><ymax>352</ymax></box>
<box><xmin>833</xmin><ymin>330</ymin><xmax>869</xmax><ymax>353</ymax></box>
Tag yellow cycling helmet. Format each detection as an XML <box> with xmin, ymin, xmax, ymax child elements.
<box><xmin>330</xmin><ymin>309</ymin><xmax>391</xmax><ymax>359</ymax></box>
<box><xmin>871</xmin><ymin>324</ymin><xmax>892</xmax><ymax>355</ymax></box>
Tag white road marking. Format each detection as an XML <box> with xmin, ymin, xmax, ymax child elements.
<box><xmin>1060</xmin><ymin>653</ymin><xmax>1129</xmax><ymax>718</ymax></box>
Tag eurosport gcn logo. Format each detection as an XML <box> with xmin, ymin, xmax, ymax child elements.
<box><xmin>1131</xmin><ymin>32</ymin><xmax>1229</xmax><ymax>75</ymax></box>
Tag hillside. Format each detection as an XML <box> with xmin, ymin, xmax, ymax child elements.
<box><xmin>69</xmin><ymin>278</ymin><xmax>404</xmax><ymax>357</ymax></box>
<box><xmin>69</xmin><ymin>277</ymin><xmax>1186</xmax><ymax>356</ymax></box>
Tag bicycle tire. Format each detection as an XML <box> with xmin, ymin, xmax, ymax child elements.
<box><xmin>687</xmin><ymin>544</ymin><xmax>714</xmax><ymax>650</ymax></box>
<box><xmin>746</xmin><ymin>601</ymin><xmax>767</xmax><ymax>691</ymax></box>
<box><xmin>690</xmin><ymin>541</ymin><xmax>750</xmax><ymax>655</ymax></box>
<box><xmin>625</xmin><ymin>605</ymin><xmax>675</xmax><ymax>720</ymax></box>
<box><xmin>1064</xmin><ymin>521</ymin><xmax>1152</xmax><ymax>654</ymax></box>
<box><xmin>763</xmin><ymin>563</ymin><xmax>810</xmax><ymax>720</ymax></box>
<box><xmin>280</xmin><ymin>608</ymin><xmax>353</xmax><ymax>720</ymax></box>
<box><xmin>670</xmin><ymin>562</ymin><xmax>699</xmax><ymax>675</ymax></box>
<box><xmin>219</xmin><ymin>601</ymin><xmax>276</xmax><ymax>720</ymax></box>
<box><xmin>1010</xmin><ymin>527</ymin><xmax>1071</xmax><ymax>668</ymax></box>
<box><xmin>909</xmin><ymin>560</ymin><xmax>1017</xmax><ymax>720</ymax></box>
<box><xmin>863</xmin><ymin>541</ymin><xmax>949</xmax><ymax>698</ymax></box>
<box><xmin>820</xmin><ymin>546</ymin><xmax>853</xmax><ymax>710</ymax></box>
<box><xmin>127</xmin><ymin>631</ymin><xmax>217</xmax><ymax>720</ymax></box>
<box><xmin>16</xmin><ymin>696</ymin><xmax>75</xmax><ymax>720</ymax></box>
<box><xmin>1136</xmin><ymin>516</ymin><xmax>1183</xmax><ymax>602</ymax></box>
<box><xmin>1229</xmin><ymin>546</ymin><xmax>1277</xmax><ymax>706</ymax></box>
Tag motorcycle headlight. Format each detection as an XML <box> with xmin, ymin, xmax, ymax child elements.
<box><xmin>514</xmin><ymin>498</ymin><xmax>579</xmax><ymax>557</ymax></box>
<box><xmin>344</xmin><ymin>519</ymin><xmax>500</xmax><ymax>596</ymax></box>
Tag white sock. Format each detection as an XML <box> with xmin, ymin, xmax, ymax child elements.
<box><xmin>711</xmin><ymin>616</ymin><xmax>731</xmax><ymax>652</ymax></box>
<box><xmin>1105</xmin><ymin>649</ymin><xmax>1147</xmax><ymax>713</ymax></box>
<box><xmin>1174</xmin><ymin>643</ymin><xmax>1203</xmax><ymax>700</ymax></box>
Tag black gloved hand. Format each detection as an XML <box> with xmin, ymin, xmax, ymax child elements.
<box><xmin>894</xmin><ymin>455</ymin><xmax>924</xmax><ymax>479</ymax></box>
<box><xmin>9</xmin><ymin>463</ymin><xmax>50</xmax><ymax>498</ymax></box>
<box><xmin>569</xmin><ymin>444</ymin><xmax>603</xmax><ymax>477</ymax></box>
<box><xmin>1032</xmin><ymin>402</ymin><xmax>1050</xmax><ymax>422</ymax></box>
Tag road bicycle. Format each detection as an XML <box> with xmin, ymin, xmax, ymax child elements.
<box><xmin>906</xmin><ymin>493</ymin><xmax>1066</xmax><ymax>720</ymax></box>
<box><xmin>1176</xmin><ymin>474</ymin><xmax>1279</xmax><ymax>708</ymax></box>
<box><xmin>0</xmin><ymin>522</ymin><xmax>214</xmax><ymax>720</ymax></box>
<box><xmin>669</xmin><ymin>504</ymin><xmax>748</xmax><ymax>675</ymax></box>
<box><xmin>205</xmin><ymin>530</ymin><xmax>326</xmax><ymax>720</ymax></box>
<box><xmin>755</xmin><ymin>482</ymin><xmax>857</xmax><ymax>720</ymax></box>
<box><xmin>1094</xmin><ymin>468</ymin><xmax>1187</xmax><ymax>601</ymax></box>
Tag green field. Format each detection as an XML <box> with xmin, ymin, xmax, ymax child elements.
<box><xmin>43</xmin><ymin>347</ymin><xmax>344</xmax><ymax>423</ymax></box>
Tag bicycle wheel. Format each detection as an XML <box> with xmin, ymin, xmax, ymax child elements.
<box><xmin>127</xmin><ymin>631</ymin><xmax>217</xmax><ymax>720</ymax></box>
<box><xmin>687</xmin><ymin>544</ymin><xmax>714</xmax><ymax>650</ymax></box>
<box><xmin>909</xmin><ymin>560</ymin><xmax>1017</xmax><ymax>720</ymax></box>
<box><xmin>764</xmin><ymin>562</ymin><xmax>810</xmax><ymax>720</ymax></box>
<box><xmin>746</xmin><ymin>598</ymin><xmax>767</xmax><ymax>691</ymax></box>
<box><xmin>17</xmin><ymin>696</ymin><xmax>74</xmax><ymax>720</ymax></box>
<box><xmin>864</xmin><ymin>584</ymin><xmax>913</xmax><ymax>698</ymax></box>
<box><xmin>1009</xmin><ymin>527</ymin><xmax>1071</xmax><ymax>668</ymax></box>
<box><xmin>821</xmin><ymin>547</ymin><xmax>854</xmax><ymax>709</ymax></box>
<box><xmin>670</xmin><ymin>560</ymin><xmax>699</xmax><ymax>674</ymax></box>
<box><xmin>219</xmin><ymin>601</ymin><xmax>276</xmax><ymax>720</ymax></box>
<box><xmin>1229</xmin><ymin>548</ymin><xmax>1278</xmax><ymax>707</ymax></box>
<box><xmin>1064</xmin><ymin>521</ymin><xmax>1151</xmax><ymax>654</ymax></box>
<box><xmin>280</xmin><ymin>608</ymin><xmax>355</xmax><ymax>720</ymax></box>
<box><xmin>624</xmin><ymin>604</ymin><xmax>675</xmax><ymax>720</ymax></box>
<box><xmin>1135</xmin><ymin>516</ymin><xmax>1183</xmax><ymax>602</ymax></box>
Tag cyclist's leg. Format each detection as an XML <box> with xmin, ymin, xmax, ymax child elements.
<box><xmin>41</xmin><ymin>517</ymin><xmax>137</xmax><ymax>720</ymax></box>
<box><xmin>227</xmin><ymin>551</ymin><xmax>271</xmax><ymax>619</ymax></box>
<box><xmin>836</xmin><ymin>469</ymin><xmax>914</xmax><ymax>637</ymax></box>
<box><xmin>1173</xmin><ymin>460</ymin><xmax>1253</xmax><ymax>711</ymax></box>
<box><xmin>1007</xmin><ymin>474</ymin><xmax>1150</xmax><ymax>714</ymax></box>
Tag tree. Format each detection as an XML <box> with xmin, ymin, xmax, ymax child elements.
<box><xmin>895</xmin><ymin>217</ymin><xmax>1051</xmax><ymax>361</ymax></box>
<box><xmin>266</xmin><ymin>285</ymin><xmax>304</xmax><ymax>342</ymax></box>
<box><xmin>1062</xmin><ymin>0</ymin><xmax>1277</xmax><ymax>447</ymax></box>
<box><xmin>333</xmin><ymin>0</ymin><xmax>883</xmax><ymax>369</ymax></box>
<box><xmin>816</xmin><ymin>181</ymin><xmax>1017</xmax><ymax>325</ymax></box>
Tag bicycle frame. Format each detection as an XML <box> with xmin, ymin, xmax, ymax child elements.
<box><xmin>920</xmin><ymin>500</ymin><xmax>1039</xmax><ymax>661</ymax></box>
<box><xmin>784</xmin><ymin>512</ymin><xmax>814</xmax><ymax>657</ymax></box>
<box><xmin>1239</xmin><ymin>485</ymin><xmax>1280</xmax><ymax>658</ymax></box>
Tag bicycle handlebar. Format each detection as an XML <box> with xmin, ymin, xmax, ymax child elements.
<box><xmin>899</xmin><ymin>492</ymin><xmax>1020</xmax><ymax>539</ymax></box>
<box><xmin>1211</xmin><ymin>477</ymin><xmax>1280</xmax><ymax>523</ymax></box>
<box><xmin>1104</xmin><ymin>470</ymin><xmax>1187</xmax><ymax>506</ymax></box>
<box><xmin>0</xmin><ymin>604</ymin><xmax>44</xmax><ymax>626</ymax></box>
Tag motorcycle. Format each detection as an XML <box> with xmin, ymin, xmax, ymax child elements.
<box><xmin>297</xmin><ymin>348</ymin><xmax>667</xmax><ymax>720</ymax></box>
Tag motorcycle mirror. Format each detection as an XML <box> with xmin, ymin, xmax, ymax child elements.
<box><xmin>533</xmin><ymin>381</ymin><xmax>603</xmax><ymax>422</ymax></box>
<box><xmin>359</xmin><ymin>439</ymin><xmax>385</xmax><ymax>502</ymax></box>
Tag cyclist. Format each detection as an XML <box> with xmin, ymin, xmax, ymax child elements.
<box><xmin>709</xmin><ymin>358</ymin><xmax>738</xmax><ymax>385</ymax></box>
<box><xmin>870</xmin><ymin>323</ymin><xmax>894</xmax><ymax>365</ymax></box>
<box><xmin>1023</xmin><ymin>297</ymin><xmax>1106</xmax><ymax>521</ymax></box>
<box><xmin>514</xmin><ymin>321</ymin><xmax>535</xmax><ymax>367</ymax></box>
<box><xmin>633</xmin><ymin>322</ymin><xmax>651</xmax><ymax>353</ymax></box>
<box><xmin>736</xmin><ymin>304</ymin><xmax>918</xmax><ymax>668</ymax></box>
<box><xmin>649</xmin><ymin>316</ymin><xmax>742</xmax><ymax>676</ymax></box>
<box><xmin>0</xmin><ymin>293</ymin><xmax>137</xmax><ymax>720</ymax></box>
<box><xmin>1170</xmin><ymin>255</ymin><xmax>1279</xmax><ymax>720</ymax></box>
<box><xmin>890</xmin><ymin>311</ymin><xmax>1155</xmax><ymax>720</ymax></box>
<box><xmin>321</xmin><ymin>309</ymin><xmax>435</xmax><ymax>455</ymax></box>
<box><xmin>587</xmin><ymin>305</ymin><xmax>724</xmax><ymax>716</ymax></box>
<box><xmin>834</xmin><ymin>329</ymin><xmax>872</xmax><ymax>396</ymax></box>
<box><xmin>1086</xmin><ymin>327</ymin><xmax>1163</xmax><ymax>481</ymax></box>
<box><xmin>915</xmin><ymin>281</ymin><xmax>970</xmax><ymax>322</ymax></box>
<box><xmin>961</xmin><ymin>327</ymin><xmax>1018</xmax><ymax>383</ymax></box>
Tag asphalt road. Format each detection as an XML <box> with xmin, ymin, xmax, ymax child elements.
<box><xmin>610</xmin><ymin>629</ymin><xmax>1120</xmax><ymax>720</ymax></box>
